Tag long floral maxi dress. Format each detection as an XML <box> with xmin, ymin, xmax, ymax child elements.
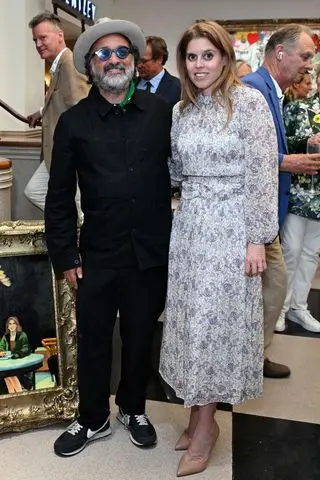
<box><xmin>159</xmin><ymin>86</ymin><xmax>279</xmax><ymax>407</ymax></box>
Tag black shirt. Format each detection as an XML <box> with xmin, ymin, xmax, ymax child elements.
<box><xmin>45</xmin><ymin>86</ymin><xmax>172</xmax><ymax>273</ymax></box>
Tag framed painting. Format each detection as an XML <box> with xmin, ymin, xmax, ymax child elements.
<box><xmin>218</xmin><ymin>18</ymin><xmax>320</xmax><ymax>71</ymax></box>
<box><xmin>0</xmin><ymin>221</ymin><xmax>77</xmax><ymax>433</ymax></box>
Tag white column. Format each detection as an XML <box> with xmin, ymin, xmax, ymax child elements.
<box><xmin>0</xmin><ymin>0</ymin><xmax>45</xmax><ymax>131</ymax></box>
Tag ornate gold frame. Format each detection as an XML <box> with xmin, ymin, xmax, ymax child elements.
<box><xmin>218</xmin><ymin>18</ymin><xmax>320</xmax><ymax>32</ymax></box>
<box><xmin>0</xmin><ymin>221</ymin><xmax>77</xmax><ymax>433</ymax></box>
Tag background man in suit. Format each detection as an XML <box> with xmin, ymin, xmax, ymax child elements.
<box><xmin>243</xmin><ymin>24</ymin><xmax>320</xmax><ymax>378</ymax></box>
<box><xmin>136</xmin><ymin>36</ymin><xmax>181</xmax><ymax>108</ymax></box>
<box><xmin>25</xmin><ymin>13</ymin><xmax>88</xmax><ymax>212</ymax></box>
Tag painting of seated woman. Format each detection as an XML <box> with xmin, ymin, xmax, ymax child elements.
<box><xmin>0</xmin><ymin>254</ymin><xmax>58</xmax><ymax>394</ymax></box>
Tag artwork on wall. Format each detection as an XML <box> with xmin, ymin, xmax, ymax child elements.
<box><xmin>219</xmin><ymin>19</ymin><xmax>320</xmax><ymax>72</ymax></box>
<box><xmin>231</xmin><ymin>30</ymin><xmax>320</xmax><ymax>71</ymax></box>
<box><xmin>0</xmin><ymin>253</ymin><xmax>56</xmax><ymax>394</ymax></box>
<box><xmin>0</xmin><ymin>221</ymin><xmax>77</xmax><ymax>433</ymax></box>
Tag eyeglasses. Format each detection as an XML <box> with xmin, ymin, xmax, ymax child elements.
<box><xmin>137</xmin><ymin>57</ymin><xmax>153</xmax><ymax>65</ymax></box>
<box><xmin>93</xmin><ymin>46</ymin><xmax>133</xmax><ymax>62</ymax></box>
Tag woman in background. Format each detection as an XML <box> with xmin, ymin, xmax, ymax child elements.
<box><xmin>235</xmin><ymin>59</ymin><xmax>252</xmax><ymax>78</ymax></box>
<box><xmin>283</xmin><ymin>72</ymin><xmax>312</xmax><ymax>108</ymax></box>
<box><xmin>276</xmin><ymin>67</ymin><xmax>320</xmax><ymax>333</ymax></box>
<box><xmin>159</xmin><ymin>20</ymin><xmax>278</xmax><ymax>477</ymax></box>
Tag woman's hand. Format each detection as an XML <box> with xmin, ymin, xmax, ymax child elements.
<box><xmin>0</xmin><ymin>351</ymin><xmax>6</xmax><ymax>357</ymax></box>
<box><xmin>245</xmin><ymin>243</ymin><xmax>267</xmax><ymax>276</ymax></box>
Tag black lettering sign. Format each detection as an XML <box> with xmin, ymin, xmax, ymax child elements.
<box><xmin>52</xmin><ymin>0</ymin><xmax>96</xmax><ymax>23</ymax></box>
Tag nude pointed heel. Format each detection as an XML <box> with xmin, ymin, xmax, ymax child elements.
<box><xmin>175</xmin><ymin>430</ymin><xmax>192</xmax><ymax>451</ymax></box>
<box><xmin>176</xmin><ymin>421</ymin><xmax>220</xmax><ymax>477</ymax></box>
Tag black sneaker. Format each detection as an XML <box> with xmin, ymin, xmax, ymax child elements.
<box><xmin>54</xmin><ymin>417</ymin><xmax>112</xmax><ymax>456</ymax></box>
<box><xmin>117</xmin><ymin>408</ymin><xmax>157</xmax><ymax>447</ymax></box>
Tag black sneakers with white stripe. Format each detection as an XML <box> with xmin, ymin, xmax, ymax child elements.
<box><xmin>117</xmin><ymin>408</ymin><xmax>157</xmax><ymax>447</ymax></box>
<box><xmin>54</xmin><ymin>416</ymin><xmax>112</xmax><ymax>456</ymax></box>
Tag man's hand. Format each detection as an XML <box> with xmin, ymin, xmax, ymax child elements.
<box><xmin>64</xmin><ymin>267</ymin><xmax>83</xmax><ymax>290</ymax></box>
<box><xmin>245</xmin><ymin>243</ymin><xmax>267</xmax><ymax>276</ymax></box>
<box><xmin>280</xmin><ymin>153</ymin><xmax>320</xmax><ymax>174</ymax></box>
<box><xmin>27</xmin><ymin>110</ymin><xmax>42</xmax><ymax>128</ymax></box>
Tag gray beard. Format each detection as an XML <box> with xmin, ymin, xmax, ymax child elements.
<box><xmin>91</xmin><ymin>62</ymin><xmax>135</xmax><ymax>93</ymax></box>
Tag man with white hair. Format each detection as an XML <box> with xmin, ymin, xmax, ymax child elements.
<box><xmin>45</xmin><ymin>18</ymin><xmax>172</xmax><ymax>457</ymax></box>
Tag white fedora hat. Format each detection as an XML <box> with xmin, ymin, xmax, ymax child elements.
<box><xmin>73</xmin><ymin>17</ymin><xmax>146</xmax><ymax>74</ymax></box>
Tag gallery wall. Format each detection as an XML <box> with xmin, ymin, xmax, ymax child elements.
<box><xmin>96</xmin><ymin>0</ymin><xmax>320</xmax><ymax>74</ymax></box>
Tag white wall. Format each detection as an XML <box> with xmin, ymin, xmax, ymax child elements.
<box><xmin>108</xmin><ymin>0</ymin><xmax>320</xmax><ymax>75</ymax></box>
<box><xmin>92</xmin><ymin>0</ymin><xmax>115</xmax><ymax>18</ymax></box>
<box><xmin>0</xmin><ymin>0</ymin><xmax>101</xmax><ymax>131</ymax></box>
<box><xmin>1</xmin><ymin>0</ymin><xmax>319</xmax><ymax>130</ymax></box>
<box><xmin>0</xmin><ymin>0</ymin><xmax>46</xmax><ymax>130</ymax></box>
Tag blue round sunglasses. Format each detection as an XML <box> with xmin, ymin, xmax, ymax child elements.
<box><xmin>93</xmin><ymin>46</ymin><xmax>133</xmax><ymax>61</ymax></box>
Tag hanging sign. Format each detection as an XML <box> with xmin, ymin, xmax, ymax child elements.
<box><xmin>64</xmin><ymin>0</ymin><xmax>96</xmax><ymax>20</ymax></box>
<box><xmin>52</xmin><ymin>0</ymin><xmax>96</xmax><ymax>25</ymax></box>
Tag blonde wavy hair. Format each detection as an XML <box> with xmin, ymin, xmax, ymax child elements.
<box><xmin>176</xmin><ymin>19</ymin><xmax>242</xmax><ymax>120</ymax></box>
<box><xmin>284</xmin><ymin>72</ymin><xmax>311</xmax><ymax>102</ymax></box>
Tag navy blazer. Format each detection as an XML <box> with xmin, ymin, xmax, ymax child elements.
<box><xmin>137</xmin><ymin>70</ymin><xmax>181</xmax><ymax>110</ymax></box>
<box><xmin>243</xmin><ymin>67</ymin><xmax>291</xmax><ymax>227</ymax></box>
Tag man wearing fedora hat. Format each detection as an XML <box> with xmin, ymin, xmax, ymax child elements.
<box><xmin>45</xmin><ymin>18</ymin><xmax>172</xmax><ymax>457</ymax></box>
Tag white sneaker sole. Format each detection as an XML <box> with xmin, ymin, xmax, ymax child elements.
<box><xmin>287</xmin><ymin>314</ymin><xmax>320</xmax><ymax>333</ymax></box>
<box><xmin>55</xmin><ymin>426</ymin><xmax>112</xmax><ymax>457</ymax></box>
<box><xmin>275</xmin><ymin>323</ymin><xmax>286</xmax><ymax>332</ymax></box>
<box><xmin>116</xmin><ymin>413</ymin><xmax>157</xmax><ymax>448</ymax></box>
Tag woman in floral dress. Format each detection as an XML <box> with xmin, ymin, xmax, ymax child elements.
<box><xmin>159</xmin><ymin>20</ymin><xmax>279</xmax><ymax>477</ymax></box>
<box><xmin>275</xmin><ymin>67</ymin><xmax>320</xmax><ymax>333</ymax></box>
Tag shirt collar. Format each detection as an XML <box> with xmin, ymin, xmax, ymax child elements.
<box><xmin>138</xmin><ymin>68</ymin><xmax>165</xmax><ymax>90</ymax></box>
<box><xmin>269</xmin><ymin>74</ymin><xmax>283</xmax><ymax>100</ymax></box>
<box><xmin>49</xmin><ymin>48</ymin><xmax>67</xmax><ymax>76</ymax></box>
<box><xmin>90</xmin><ymin>85</ymin><xmax>147</xmax><ymax>117</ymax></box>
<box><xmin>270</xmin><ymin>74</ymin><xmax>285</xmax><ymax>112</ymax></box>
<box><xmin>151</xmin><ymin>68</ymin><xmax>165</xmax><ymax>83</ymax></box>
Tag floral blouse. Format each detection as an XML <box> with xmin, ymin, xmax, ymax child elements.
<box><xmin>283</xmin><ymin>93</ymin><xmax>320</xmax><ymax>220</ymax></box>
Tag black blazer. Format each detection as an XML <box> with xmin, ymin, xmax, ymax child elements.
<box><xmin>137</xmin><ymin>70</ymin><xmax>181</xmax><ymax>109</ymax></box>
<box><xmin>45</xmin><ymin>87</ymin><xmax>172</xmax><ymax>273</ymax></box>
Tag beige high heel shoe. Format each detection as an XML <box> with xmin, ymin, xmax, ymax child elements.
<box><xmin>175</xmin><ymin>406</ymin><xmax>199</xmax><ymax>451</ymax></box>
<box><xmin>176</xmin><ymin>421</ymin><xmax>220</xmax><ymax>477</ymax></box>
<box><xmin>175</xmin><ymin>430</ymin><xmax>192</xmax><ymax>451</ymax></box>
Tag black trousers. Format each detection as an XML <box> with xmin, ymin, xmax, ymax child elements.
<box><xmin>76</xmin><ymin>265</ymin><xmax>167</xmax><ymax>428</ymax></box>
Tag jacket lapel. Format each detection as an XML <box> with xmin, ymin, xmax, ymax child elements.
<box><xmin>43</xmin><ymin>73</ymin><xmax>57</xmax><ymax>113</ymax></box>
<box><xmin>42</xmin><ymin>50</ymin><xmax>67</xmax><ymax>114</ymax></box>
<box><xmin>257</xmin><ymin>67</ymin><xmax>288</xmax><ymax>152</ymax></box>
<box><xmin>154</xmin><ymin>70</ymin><xmax>168</xmax><ymax>95</ymax></box>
